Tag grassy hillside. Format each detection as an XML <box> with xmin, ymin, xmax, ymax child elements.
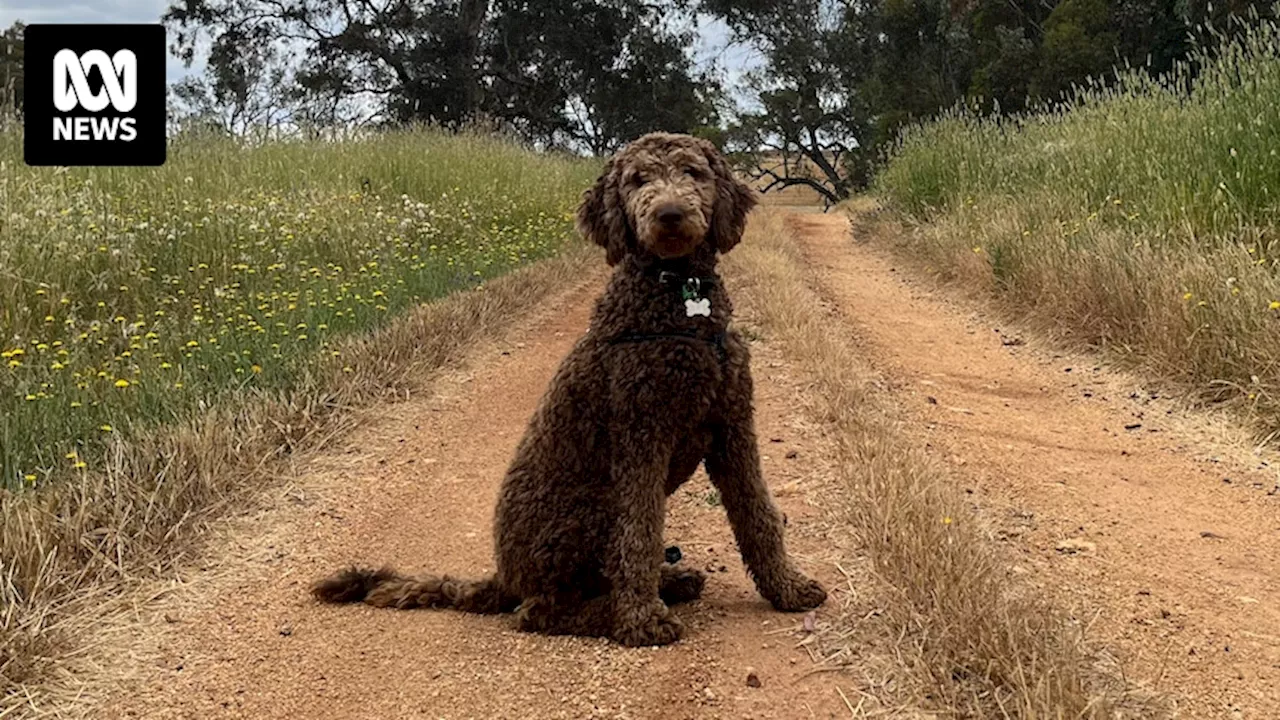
<box><xmin>0</xmin><ymin>130</ymin><xmax>595</xmax><ymax>491</ymax></box>
<box><xmin>874</xmin><ymin>18</ymin><xmax>1280</xmax><ymax>429</ymax></box>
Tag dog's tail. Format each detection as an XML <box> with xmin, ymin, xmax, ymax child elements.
<box><xmin>311</xmin><ymin>566</ymin><xmax>519</xmax><ymax>614</ymax></box>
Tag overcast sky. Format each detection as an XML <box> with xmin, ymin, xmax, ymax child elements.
<box><xmin>0</xmin><ymin>0</ymin><xmax>760</xmax><ymax>98</ymax></box>
<box><xmin>0</xmin><ymin>0</ymin><xmax>198</xmax><ymax>84</ymax></box>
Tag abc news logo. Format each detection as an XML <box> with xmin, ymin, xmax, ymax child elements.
<box><xmin>53</xmin><ymin>49</ymin><xmax>140</xmax><ymax>142</ymax></box>
<box><xmin>25</xmin><ymin>25</ymin><xmax>166</xmax><ymax>166</ymax></box>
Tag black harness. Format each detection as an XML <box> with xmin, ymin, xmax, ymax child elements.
<box><xmin>604</xmin><ymin>268</ymin><xmax>728</xmax><ymax>362</ymax></box>
<box><xmin>608</xmin><ymin>329</ymin><xmax>728</xmax><ymax>362</ymax></box>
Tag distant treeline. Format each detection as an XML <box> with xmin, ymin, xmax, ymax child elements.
<box><xmin>1</xmin><ymin>1</ymin><xmax>1275</xmax><ymax>194</ymax></box>
<box><xmin>708</xmin><ymin>0</ymin><xmax>1278</xmax><ymax>201</ymax></box>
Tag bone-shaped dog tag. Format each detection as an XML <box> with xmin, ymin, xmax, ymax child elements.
<box><xmin>685</xmin><ymin>297</ymin><xmax>711</xmax><ymax>317</ymax></box>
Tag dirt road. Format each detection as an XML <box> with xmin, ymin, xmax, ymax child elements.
<box><xmin>792</xmin><ymin>212</ymin><xmax>1280</xmax><ymax>718</ymax></box>
<box><xmin>104</xmin><ymin>264</ymin><xmax>856</xmax><ymax>720</ymax></box>
<box><xmin>100</xmin><ymin>211</ymin><xmax>1280</xmax><ymax>719</ymax></box>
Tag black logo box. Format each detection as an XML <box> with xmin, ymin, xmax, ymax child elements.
<box><xmin>24</xmin><ymin>24</ymin><xmax>167</xmax><ymax>167</ymax></box>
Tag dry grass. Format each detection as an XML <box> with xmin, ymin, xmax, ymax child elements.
<box><xmin>722</xmin><ymin>209</ymin><xmax>1151</xmax><ymax>717</ymax></box>
<box><xmin>0</xmin><ymin>244</ymin><xmax>599</xmax><ymax>715</ymax></box>
<box><xmin>873</xmin><ymin>17</ymin><xmax>1280</xmax><ymax>435</ymax></box>
<box><xmin>868</xmin><ymin>193</ymin><xmax>1280</xmax><ymax>439</ymax></box>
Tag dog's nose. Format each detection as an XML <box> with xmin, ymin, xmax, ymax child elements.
<box><xmin>657</xmin><ymin>204</ymin><xmax>685</xmax><ymax>225</ymax></box>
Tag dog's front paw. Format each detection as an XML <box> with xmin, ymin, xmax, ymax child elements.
<box><xmin>764</xmin><ymin>572</ymin><xmax>827</xmax><ymax>612</ymax></box>
<box><xmin>613</xmin><ymin>601</ymin><xmax>685</xmax><ymax>647</ymax></box>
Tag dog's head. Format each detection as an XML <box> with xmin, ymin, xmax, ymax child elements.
<box><xmin>576</xmin><ymin>132</ymin><xmax>757</xmax><ymax>266</ymax></box>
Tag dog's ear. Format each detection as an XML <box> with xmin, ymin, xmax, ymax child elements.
<box><xmin>576</xmin><ymin>157</ymin><xmax>631</xmax><ymax>266</ymax></box>
<box><xmin>701</xmin><ymin>139</ymin><xmax>758</xmax><ymax>254</ymax></box>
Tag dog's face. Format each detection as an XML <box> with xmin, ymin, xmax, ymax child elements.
<box><xmin>576</xmin><ymin>133</ymin><xmax>757</xmax><ymax>266</ymax></box>
<box><xmin>619</xmin><ymin>141</ymin><xmax>717</xmax><ymax>260</ymax></box>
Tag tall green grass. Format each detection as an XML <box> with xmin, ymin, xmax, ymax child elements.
<box><xmin>0</xmin><ymin>129</ymin><xmax>596</xmax><ymax>491</ymax></box>
<box><xmin>875</xmin><ymin>16</ymin><xmax>1280</xmax><ymax>430</ymax></box>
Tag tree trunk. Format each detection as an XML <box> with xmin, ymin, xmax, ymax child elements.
<box><xmin>458</xmin><ymin>0</ymin><xmax>490</xmax><ymax>118</ymax></box>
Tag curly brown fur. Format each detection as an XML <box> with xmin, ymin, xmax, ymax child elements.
<box><xmin>311</xmin><ymin>567</ymin><xmax>519</xmax><ymax>613</ymax></box>
<box><xmin>313</xmin><ymin>132</ymin><xmax>826</xmax><ymax>646</ymax></box>
<box><xmin>311</xmin><ymin>566</ymin><xmax>398</xmax><ymax>604</ymax></box>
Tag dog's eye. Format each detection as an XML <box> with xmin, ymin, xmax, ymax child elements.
<box><xmin>684</xmin><ymin>167</ymin><xmax>702</xmax><ymax>178</ymax></box>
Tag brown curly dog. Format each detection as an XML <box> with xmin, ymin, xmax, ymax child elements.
<box><xmin>312</xmin><ymin>132</ymin><xmax>827</xmax><ymax>646</ymax></box>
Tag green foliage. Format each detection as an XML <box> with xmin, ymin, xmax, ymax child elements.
<box><xmin>707</xmin><ymin>0</ymin><xmax>1274</xmax><ymax>198</ymax></box>
<box><xmin>165</xmin><ymin>0</ymin><xmax>720</xmax><ymax>150</ymax></box>
<box><xmin>709</xmin><ymin>0</ymin><xmax>874</xmax><ymax>202</ymax></box>
<box><xmin>879</xmin><ymin>14</ymin><xmax>1280</xmax><ymax>236</ymax></box>
<box><xmin>1035</xmin><ymin>0</ymin><xmax>1121</xmax><ymax>101</ymax></box>
<box><xmin>0</xmin><ymin>128</ymin><xmax>597</xmax><ymax>491</ymax></box>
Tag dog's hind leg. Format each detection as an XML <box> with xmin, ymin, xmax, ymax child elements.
<box><xmin>513</xmin><ymin>567</ymin><xmax>701</xmax><ymax>638</ymax></box>
<box><xmin>515</xmin><ymin>593</ymin><xmax>613</xmax><ymax>637</ymax></box>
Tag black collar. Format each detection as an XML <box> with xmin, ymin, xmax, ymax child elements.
<box><xmin>646</xmin><ymin>267</ymin><xmax>718</xmax><ymax>303</ymax></box>
<box><xmin>654</xmin><ymin>270</ymin><xmax>718</xmax><ymax>289</ymax></box>
<box><xmin>636</xmin><ymin>256</ymin><xmax>719</xmax><ymax>290</ymax></box>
